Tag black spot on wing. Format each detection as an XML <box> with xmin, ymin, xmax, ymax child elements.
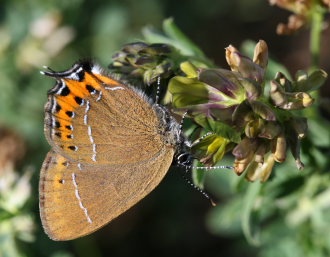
<box><xmin>59</xmin><ymin>86</ymin><xmax>70</xmax><ymax>96</ymax></box>
<box><xmin>74</xmin><ymin>96</ymin><xmax>83</xmax><ymax>105</ymax></box>
<box><xmin>86</xmin><ymin>84</ymin><xmax>96</xmax><ymax>94</ymax></box>
<box><xmin>65</xmin><ymin>111</ymin><xmax>74</xmax><ymax>118</ymax></box>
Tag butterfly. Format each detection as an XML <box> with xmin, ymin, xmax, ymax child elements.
<box><xmin>39</xmin><ymin>60</ymin><xmax>184</xmax><ymax>241</ymax></box>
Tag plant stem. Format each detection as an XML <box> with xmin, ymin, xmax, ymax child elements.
<box><xmin>310</xmin><ymin>5</ymin><xmax>324</xmax><ymax>70</ymax></box>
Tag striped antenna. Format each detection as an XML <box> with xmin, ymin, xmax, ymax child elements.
<box><xmin>179</xmin><ymin>111</ymin><xmax>188</xmax><ymax>133</ymax></box>
<box><xmin>176</xmin><ymin>109</ymin><xmax>233</xmax><ymax>203</ymax></box>
<box><xmin>155</xmin><ymin>76</ymin><xmax>161</xmax><ymax>104</ymax></box>
<box><xmin>190</xmin><ymin>132</ymin><xmax>215</xmax><ymax>147</ymax></box>
<box><xmin>179</xmin><ymin>165</ymin><xmax>217</xmax><ymax>206</ymax></box>
<box><xmin>177</xmin><ymin>153</ymin><xmax>234</xmax><ymax>170</ymax></box>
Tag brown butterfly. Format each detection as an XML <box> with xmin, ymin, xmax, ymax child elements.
<box><xmin>39</xmin><ymin>60</ymin><xmax>184</xmax><ymax>241</ymax></box>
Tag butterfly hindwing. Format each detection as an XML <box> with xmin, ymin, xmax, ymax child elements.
<box><xmin>39</xmin><ymin>147</ymin><xmax>175</xmax><ymax>240</ymax></box>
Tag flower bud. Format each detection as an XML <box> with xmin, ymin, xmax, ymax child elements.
<box><xmin>245</xmin><ymin>161</ymin><xmax>259</xmax><ymax>181</ymax></box>
<box><xmin>138</xmin><ymin>43</ymin><xmax>172</xmax><ymax>55</ymax></box>
<box><xmin>274</xmin><ymin>72</ymin><xmax>293</xmax><ymax>91</ymax></box>
<box><xmin>245</xmin><ymin>118</ymin><xmax>264</xmax><ymax>138</ymax></box>
<box><xmin>289</xmin><ymin>117</ymin><xmax>308</xmax><ymax>139</ymax></box>
<box><xmin>232</xmin><ymin>137</ymin><xmax>258</xmax><ymax>160</ymax></box>
<box><xmin>272</xmin><ymin>134</ymin><xmax>287</xmax><ymax>163</ymax></box>
<box><xmin>295</xmin><ymin>70</ymin><xmax>308</xmax><ymax>82</ymax></box>
<box><xmin>198</xmin><ymin>68</ymin><xmax>245</xmax><ymax>99</ymax></box>
<box><xmin>110</xmin><ymin>42</ymin><xmax>174</xmax><ymax>84</ymax></box>
<box><xmin>239</xmin><ymin>79</ymin><xmax>261</xmax><ymax>100</ymax></box>
<box><xmin>250</xmin><ymin>101</ymin><xmax>276</xmax><ymax>121</ymax></box>
<box><xmin>232</xmin><ymin>101</ymin><xmax>253</xmax><ymax>128</ymax></box>
<box><xmin>293</xmin><ymin>69</ymin><xmax>328</xmax><ymax>92</ymax></box>
<box><xmin>192</xmin><ymin>134</ymin><xmax>231</xmax><ymax>166</ymax></box>
<box><xmin>169</xmin><ymin>76</ymin><xmax>209</xmax><ymax>101</ymax></box>
<box><xmin>269</xmin><ymin>0</ymin><xmax>314</xmax><ymax>35</ymax></box>
<box><xmin>234</xmin><ymin>151</ymin><xmax>255</xmax><ymax>175</ymax></box>
<box><xmin>287</xmin><ymin>132</ymin><xmax>304</xmax><ymax>170</ymax></box>
<box><xmin>276</xmin><ymin>14</ymin><xmax>306</xmax><ymax>35</ymax></box>
<box><xmin>246</xmin><ymin>154</ymin><xmax>275</xmax><ymax>182</ymax></box>
<box><xmin>269</xmin><ymin>0</ymin><xmax>311</xmax><ymax>15</ymax></box>
<box><xmin>225</xmin><ymin>44</ymin><xmax>266</xmax><ymax>83</ymax></box>
<box><xmin>270</xmin><ymin>81</ymin><xmax>314</xmax><ymax>110</ymax></box>
<box><xmin>323</xmin><ymin>0</ymin><xmax>330</xmax><ymax>9</ymax></box>
<box><xmin>253</xmin><ymin>40</ymin><xmax>268</xmax><ymax>69</ymax></box>
<box><xmin>270</xmin><ymin>80</ymin><xmax>288</xmax><ymax>107</ymax></box>
<box><xmin>169</xmin><ymin>67</ymin><xmax>252</xmax><ymax>120</ymax></box>
<box><xmin>287</xmin><ymin>92</ymin><xmax>314</xmax><ymax>109</ymax></box>
<box><xmin>258</xmin><ymin>121</ymin><xmax>282</xmax><ymax>139</ymax></box>
<box><xmin>254</xmin><ymin>142</ymin><xmax>270</xmax><ymax>163</ymax></box>
<box><xmin>180</xmin><ymin>61</ymin><xmax>199</xmax><ymax>78</ymax></box>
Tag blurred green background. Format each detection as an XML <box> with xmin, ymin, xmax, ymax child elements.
<box><xmin>0</xmin><ymin>0</ymin><xmax>329</xmax><ymax>257</ymax></box>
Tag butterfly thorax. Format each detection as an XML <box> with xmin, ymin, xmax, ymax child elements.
<box><xmin>154</xmin><ymin>104</ymin><xmax>183</xmax><ymax>149</ymax></box>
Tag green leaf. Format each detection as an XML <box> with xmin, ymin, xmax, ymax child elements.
<box><xmin>162</xmin><ymin>18</ymin><xmax>206</xmax><ymax>59</ymax></box>
<box><xmin>308</xmin><ymin>117</ymin><xmax>330</xmax><ymax>148</ymax></box>
<box><xmin>194</xmin><ymin>115</ymin><xmax>241</xmax><ymax>143</ymax></box>
<box><xmin>241</xmin><ymin>182</ymin><xmax>262</xmax><ymax>246</ymax></box>
<box><xmin>168</xmin><ymin>76</ymin><xmax>209</xmax><ymax>107</ymax></box>
<box><xmin>51</xmin><ymin>251</ymin><xmax>75</xmax><ymax>257</ymax></box>
<box><xmin>206</xmin><ymin>197</ymin><xmax>243</xmax><ymax>236</ymax></box>
<box><xmin>142</xmin><ymin>26</ymin><xmax>178</xmax><ymax>49</ymax></box>
<box><xmin>142</xmin><ymin>18</ymin><xmax>213</xmax><ymax>67</ymax></box>
<box><xmin>180</xmin><ymin>61</ymin><xmax>198</xmax><ymax>78</ymax></box>
<box><xmin>192</xmin><ymin>161</ymin><xmax>206</xmax><ymax>188</ymax></box>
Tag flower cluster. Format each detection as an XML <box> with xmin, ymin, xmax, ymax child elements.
<box><xmin>269</xmin><ymin>0</ymin><xmax>329</xmax><ymax>35</ymax></box>
<box><xmin>107</xmin><ymin>37</ymin><xmax>327</xmax><ymax>182</ymax></box>
<box><xmin>110</xmin><ymin>42</ymin><xmax>176</xmax><ymax>85</ymax></box>
<box><xmin>168</xmin><ymin>40</ymin><xmax>327</xmax><ymax>181</ymax></box>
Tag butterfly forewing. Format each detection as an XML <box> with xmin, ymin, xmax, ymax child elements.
<box><xmin>44</xmin><ymin>65</ymin><xmax>164</xmax><ymax>165</ymax></box>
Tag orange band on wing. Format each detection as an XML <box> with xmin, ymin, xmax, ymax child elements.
<box><xmin>64</xmin><ymin>79</ymin><xmax>89</xmax><ymax>98</ymax></box>
<box><xmin>85</xmin><ymin>73</ymin><xmax>103</xmax><ymax>90</ymax></box>
<box><xmin>56</xmin><ymin>96</ymin><xmax>79</xmax><ymax>110</ymax></box>
<box><xmin>93</xmin><ymin>73</ymin><xmax>123</xmax><ymax>86</ymax></box>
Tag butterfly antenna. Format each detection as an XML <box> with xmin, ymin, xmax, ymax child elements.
<box><xmin>42</xmin><ymin>66</ymin><xmax>56</xmax><ymax>72</ymax></box>
<box><xmin>40</xmin><ymin>66</ymin><xmax>57</xmax><ymax>76</ymax></box>
<box><xmin>190</xmin><ymin>132</ymin><xmax>215</xmax><ymax>147</ymax></box>
<box><xmin>180</xmin><ymin>132</ymin><xmax>234</xmax><ymax>169</ymax></box>
<box><xmin>177</xmin><ymin>153</ymin><xmax>234</xmax><ymax>170</ymax></box>
<box><xmin>155</xmin><ymin>76</ymin><xmax>161</xmax><ymax>104</ymax></box>
<box><xmin>179</xmin><ymin>111</ymin><xmax>188</xmax><ymax>134</ymax></box>
<box><xmin>180</xmin><ymin>165</ymin><xmax>217</xmax><ymax>206</ymax></box>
